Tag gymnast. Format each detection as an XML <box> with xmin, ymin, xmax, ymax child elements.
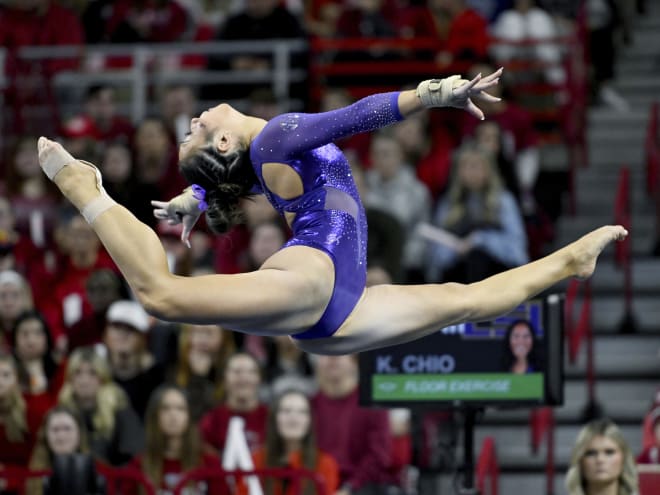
<box><xmin>37</xmin><ymin>68</ymin><xmax>627</xmax><ymax>355</ymax></box>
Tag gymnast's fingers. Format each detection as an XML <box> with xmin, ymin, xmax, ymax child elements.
<box><xmin>457</xmin><ymin>73</ymin><xmax>482</xmax><ymax>95</ymax></box>
<box><xmin>473</xmin><ymin>91</ymin><xmax>501</xmax><ymax>103</ymax></box>
<box><xmin>481</xmin><ymin>67</ymin><xmax>503</xmax><ymax>83</ymax></box>
<box><xmin>466</xmin><ymin>99</ymin><xmax>485</xmax><ymax>120</ymax></box>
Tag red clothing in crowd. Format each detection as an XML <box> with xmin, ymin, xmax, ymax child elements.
<box><xmin>462</xmin><ymin>103</ymin><xmax>539</xmax><ymax>155</ymax></box>
<box><xmin>128</xmin><ymin>453</ymin><xmax>225</xmax><ymax>495</ymax></box>
<box><xmin>0</xmin><ymin>2</ymin><xmax>84</xmax><ymax>73</ymax></box>
<box><xmin>311</xmin><ymin>388</ymin><xmax>397</xmax><ymax>491</ymax></box>
<box><xmin>0</xmin><ymin>398</ymin><xmax>46</xmax><ymax>491</ymax></box>
<box><xmin>200</xmin><ymin>404</ymin><xmax>269</xmax><ymax>454</ymax></box>
<box><xmin>638</xmin><ymin>445</ymin><xmax>660</xmax><ymax>464</ymax></box>
<box><xmin>237</xmin><ymin>449</ymin><xmax>340</xmax><ymax>495</ymax></box>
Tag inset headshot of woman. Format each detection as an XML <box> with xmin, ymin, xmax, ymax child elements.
<box><xmin>500</xmin><ymin>319</ymin><xmax>542</xmax><ymax>374</ymax></box>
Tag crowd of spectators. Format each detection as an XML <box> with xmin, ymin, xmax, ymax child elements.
<box><xmin>0</xmin><ymin>0</ymin><xmax>652</xmax><ymax>493</ymax></box>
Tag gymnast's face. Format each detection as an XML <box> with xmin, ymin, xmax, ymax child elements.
<box><xmin>178</xmin><ymin>103</ymin><xmax>246</xmax><ymax>161</ymax></box>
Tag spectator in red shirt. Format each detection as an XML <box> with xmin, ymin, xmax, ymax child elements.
<box><xmin>129</xmin><ymin>384</ymin><xmax>223</xmax><ymax>495</ymax></box>
<box><xmin>240</xmin><ymin>389</ymin><xmax>340</xmax><ymax>495</ymax></box>
<box><xmin>0</xmin><ymin>352</ymin><xmax>44</xmax><ymax>490</ymax></box>
<box><xmin>638</xmin><ymin>406</ymin><xmax>660</xmax><ymax>465</ymax></box>
<box><xmin>11</xmin><ymin>311</ymin><xmax>66</xmax><ymax>417</ymax></box>
<box><xmin>200</xmin><ymin>352</ymin><xmax>268</xmax><ymax>455</ymax></box>
<box><xmin>83</xmin><ymin>85</ymin><xmax>134</xmax><ymax>145</ymax></box>
<box><xmin>312</xmin><ymin>355</ymin><xmax>399</xmax><ymax>495</ymax></box>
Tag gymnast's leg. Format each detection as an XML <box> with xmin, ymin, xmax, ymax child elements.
<box><xmin>37</xmin><ymin>138</ymin><xmax>332</xmax><ymax>334</ymax></box>
<box><xmin>298</xmin><ymin>225</ymin><xmax>627</xmax><ymax>355</ymax></box>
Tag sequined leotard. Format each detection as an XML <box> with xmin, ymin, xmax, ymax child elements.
<box><xmin>250</xmin><ymin>92</ymin><xmax>404</xmax><ymax>339</ymax></box>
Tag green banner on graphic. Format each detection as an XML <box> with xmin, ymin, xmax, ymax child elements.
<box><xmin>372</xmin><ymin>373</ymin><xmax>543</xmax><ymax>401</ymax></box>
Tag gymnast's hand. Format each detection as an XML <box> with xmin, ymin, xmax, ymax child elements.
<box><xmin>151</xmin><ymin>187</ymin><xmax>203</xmax><ymax>248</ymax></box>
<box><xmin>416</xmin><ymin>67</ymin><xmax>503</xmax><ymax>120</ymax></box>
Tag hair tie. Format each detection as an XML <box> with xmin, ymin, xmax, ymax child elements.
<box><xmin>191</xmin><ymin>184</ymin><xmax>208</xmax><ymax>212</ymax></box>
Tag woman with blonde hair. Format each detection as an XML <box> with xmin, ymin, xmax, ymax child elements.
<box><xmin>0</xmin><ymin>270</ymin><xmax>34</xmax><ymax>351</ymax></box>
<box><xmin>173</xmin><ymin>323</ymin><xmax>236</xmax><ymax>421</ymax></box>
<box><xmin>58</xmin><ymin>346</ymin><xmax>143</xmax><ymax>466</ymax></box>
<box><xmin>566</xmin><ymin>418</ymin><xmax>638</xmax><ymax>495</ymax></box>
<box><xmin>424</xmin><ymin>142</ymin><xmax>528</xmax><ymax>283</ymax></box>
<box><xmin>0</xmin><ymin>352</ymin><xmax>45</xmax><ymax>492</ymax></box>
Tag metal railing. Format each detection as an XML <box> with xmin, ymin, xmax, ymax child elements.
<box><xmin>0</xmin><ymin>38</ymin><xmax>308</xmax><ymax>123</ymax></box>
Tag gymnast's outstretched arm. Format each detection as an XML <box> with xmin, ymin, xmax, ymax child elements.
<box><xmin>256</xmin><ymin>69</ymin><xmax>503</xmax><ymax>158</ymax></box>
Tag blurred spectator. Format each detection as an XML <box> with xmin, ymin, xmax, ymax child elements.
<box><xmin>399</xmin><ymin>0</ymin><xmax>490</xmax><ymax>70</ymax></box>
<box><xmin>205</xmin><ymin>0</ymin><xmax>306</xmax><ymax>100</ymax></box>
<box><xmin>247</xmin><ymin>88</ymin><xmax>285</xmax><ymax>121</ymax></box>
<box><xmin>499</xmin><ymin>319</ymin><xmax>543</xmax><ymax>374</ymax></box>
<box><xmin>214</xmin><ymin>195</ymin><xmax>280</xmax><ymax>275</ymax></box>
<box><xmin>157</xmin><ymin>220</ymin><xmax>194</xmax><ymax>276</ymax></box>
<box><xmin>243</xmin><ymin>220</ymin><xmax>288</xmax><ymax>272</ymax></box>
<box><xmin>0</xmin><ymin>270</ymin><xmax>35</xmax><ymax>352</ymax></box>
<box><xmin>58</xmin><ymin>347</ymin><xmax>144</xmax><ymax>466</ymax></box>
<box><xmin>11</xmin><ymin>311</ymin><xmax>66</xmax><ymax>417</ymax></box>
<box><xmin>26</xmin><ymin>405</ymin><xmax>98</xmax><ymax>495</ymax></box>
<box><xmin>177</xmin><ymin>0</ymin><xmax>232</xmax><ymax>31</ymax></box>
<box><xmin>243</xmin><ymin>389</ymin><xmax>340</xmax><ymax>495</ymax></box>
<box><xmin>200</xmin><ymin>352</ymin><xmax>268</xmax><ymax>455</ymax></box>
<box><xmin>1</xmin><ymin>136</ymin><xmax>60</xmax><ymax>247</ymax></box>
<box><xmin>637</xmin><ymin>406</ymin><xmax>660</xmax><ymax>464</ymax></box>
<box><xmin>82</xmin><ymin>0</ymin><xmax>191</xmax><ymax>44</ymax></box>
<box><xmin>424</xmin><ymin>143</ymin><xmax>528</xmax><ymax>283</ymax></box>
<box><xmin>103</xmin><ymin>300</ymin><xmax>165</xmax><ymax>420</ymax></box>
<box><xmin>67</xmin><ymin>269</ymin><xmax>124</xmax><ymax>351</ymax></box>
<box><xmin>364</xmin><ymin>131</ymin><xmax>431</xmax><ymax>282</ymax></box>
<box><xmin>172</xmin><ymin>324</ymin><xmax>236</xmax><ymax>422</ymax></box>
<box><xmin>0</xmin><ymin>352</ymin><xmax>44</xmax><ymax>491</ymax></box>
<box><xmin>391</xmin><ymin>111</ymin><xmax>454</xmax><ymax>200</ymax></box>
<box><xmin>473</xmin><ymin>120</ymin><xmax>520</xmax><ymax>200</ymax></box>
<box><xmin>263</xmin><ymin>337</ymin><xmax>316</xmax><ymax>398</ymax></box>
<box><xmin>587</xmin><ymin>0</ymin><xmax>629</xmax><ymax>112</ymax></box>
<box><xmin>159</xmin><ymin>85</ymin><xmax>198</xmax><ymax>145</ymax></box>
<box><xmin>490</xmin><ymin>0</ymin><xmax>566</xmax><ymax>85</ymax></box>
<box><xmin>132</xmin><ymin>117</ymin><xmax>186</xmax><ymax>213</ymax></box>
<box><xmin>81</xmin><ymin>85</ymin><xmax>134</xmax><ymax>145</ymax></box>
<box><xmin>128</xmin><ymin>385</ymin><xmax>222</xmax><ymax>494</ymax></box>
<box><xmin>0</xmin><ymin>0</ymin><xmax>83</xmax><ymax>137</ymax></box>
<box><xmin>59</xmin><ymin>115</ymin><xmax>101</xmax><ymax>165</ymax></box>
<box><xmin>462</xmin><ymin>63</ymin><xmax>541</xmax><ymax>214</ymax></box>
<box><xmin>351</xmin><ymin>164</ymin><xmax>405</xmax><ymax>283</ymax></box>
<box><xmin>312</xmin><ymin>355</ymin><xmax>399</xmax><ymax>494</ymax></box>
<box><xmin>43</xmin><ymin>212</ymin><xmax>116</xmax><ymax>343</ymax></box>
<box><xmin>565</xmin><ymin>418</ymin><xmax>638</xmax><ymax>495</ymax></box>
<box><xmin>335</xmin><ymin>0</ymin><xmax>396</xmax><ymax>38</ymax></box>
<box><xmin>98</xmin><ymin>142</ymin><xmax>155</xmax><ymax>224</ymax></box>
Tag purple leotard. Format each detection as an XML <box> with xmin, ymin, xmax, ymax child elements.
<box><xmin>250</xmin><ymin>92</ymin><xmax>404</xmax><ymax>339</ymax></box>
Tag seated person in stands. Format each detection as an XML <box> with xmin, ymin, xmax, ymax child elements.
<box><xmin>424</xmin><ymin>142</ymin><xmax>528</xmax><ymax>284</ymax></box>
<box><xmin>565</xmin><ymin>418</ymin><xmax>638</xmax><ymax>495</ymax></box>
<box><xmin>240</xmin><ymin>389</ymin><xmax>339</xmax><ymax>495</ymax></box>
<box><xmin>637</xmin><ymin>406</ymin><xmax>660</xmax><ymax>464</ymax></box>
<box><xmin>27</xmin><ymin>405</ymin><xmax>103</xmax><ymax>495</ymax></box>
<box><xmin>0</xmin><ymin>270</ymin><xmax>35</xmax><ymax>351</ymax></box>
<box><xmin>0</xmin><ymin>352</ymin><xmax>44</xmax><ymax>491</ymax></box>
<box><xmin>500</xmin><ymin>319</ymin><xmax>542</xmax><ymax>374</ymax></box>
<box><xmin>200</xmin><ymin>352</ymin><xmax>268</xmax><ymax>455</ymax></box>
<box><xmin>172</xmin><ymin>323</ymin><xmax>236</xmax><ymax>422</ymax></box>
<box><xmin>102</xmin><ymin>300</ymin><xmax>165</xmax><ymax>420</ymax></box>
<box><xmin>11</xmin><ymin>310</ymin><xmax>66</xmax><ymax>415</ymax></box>
<box><xmin>57</xmin><ymin>347</ymin><xmax>143</xmax><ymax>466</ymax></box>
<box><xmin>128</xmin><ymin>384</ymin><xmax>221</xmax><ymax>494</ymax></box>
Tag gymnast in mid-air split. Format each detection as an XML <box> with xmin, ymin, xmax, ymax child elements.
<box><xmin>37</xmin><ymin>68</ymin><xmax>627</xmax><ymax>355</ymax></box>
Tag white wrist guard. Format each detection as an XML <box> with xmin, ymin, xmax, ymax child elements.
<box><xmin>416</xmin><ymin>75</ymin><xmax>468</xmax><ymax>108</ymax></box>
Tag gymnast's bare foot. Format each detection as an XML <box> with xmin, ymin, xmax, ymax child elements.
<box><xmin>568</xmin><ymin>225</ymin><xmax>628</xmax><ymax>279</ymax></box>
<box><xmin>37</xmin><ymin>137</ymin><xmax>102</xmax><ymax>211</ymax></box>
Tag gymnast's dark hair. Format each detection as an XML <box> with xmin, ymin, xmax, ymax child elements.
<box><xmin>179</xmin><ymin>143</ymin><xmax>257</xmax><ymax>234</ymax></box>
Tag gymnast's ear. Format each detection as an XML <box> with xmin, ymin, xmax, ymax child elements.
<box><xmin>213</xmin><ymin>130</ymin><xmax>233</xmax><ymax>154</ymax></box>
